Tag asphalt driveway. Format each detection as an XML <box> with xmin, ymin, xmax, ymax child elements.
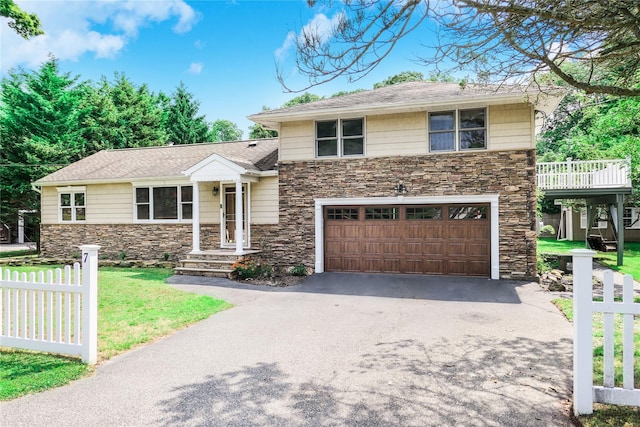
<box><xmin>1</xmin><ymin>273</ymin><xmax>574</xmax><ymax>426</ymax></box>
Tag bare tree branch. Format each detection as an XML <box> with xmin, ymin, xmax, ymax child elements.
<box><xmin>280</xmin><ymin>0</ymin><xmax>640</xmax><ymax>96</ymax></box>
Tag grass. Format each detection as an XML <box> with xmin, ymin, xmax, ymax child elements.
<box><xmin>0</xmin><ymin>266</ymin><xmax>231</xmax><ymax>400</ymax></box>
<box><xmin>542</xmin><ymin>238</ymin><xmax>640</xmax><ymax>425</ymax></box>
<box><xmin>0</xmin><ymin>249</ymin><xmax>38</xmax><ymax>258</ymax></box>
<box><xmin>538</xmin><ymin>237</ymin><xmax>640</xmax><ymax>278</ymax></box>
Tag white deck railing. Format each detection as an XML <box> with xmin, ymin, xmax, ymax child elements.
<box><xmin>537</xmin><ymin>158</ymin><xmax>631</xmax><ymax>191</ymax></box>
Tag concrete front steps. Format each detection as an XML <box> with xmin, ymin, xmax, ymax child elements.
<box><xmin>174</xmin><ymin>249</ymin><xmax>261</xmax><ymax>278</ymax></box>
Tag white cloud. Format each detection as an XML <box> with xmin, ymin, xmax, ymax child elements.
<box><xmin>0</xmin><ymin>0</ymin><xmax>201</xmax><ymax>72</ymax></box>
<box><xmin>187</xmin><ymin>62</ymin><xmax>203</xmax><ymax>75</ymax></box>
<box><xmin>274</xmin><ymin>12</ymin><xmax>344</xmax><ymax>62</ymax></box>
<box><xmin>194</xmin><ymin>40</ymin><xmax>205</xmax><ymax>49</ymax></box>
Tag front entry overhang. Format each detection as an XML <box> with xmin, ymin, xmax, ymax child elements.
<box><xmin>182</xmin><ymin>154</ymin><xmax>259</xmax><ymax>255</ymax></box>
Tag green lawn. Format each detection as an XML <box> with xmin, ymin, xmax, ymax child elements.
<box><xmin>0</xmin><ymin>266</ymin><xmax>231</xmax><ymax>400</ymax></box>
<box><xmin>541</xmin><ymin>238</ymin><xmax>640</xmax><ymax>425</ymax></box>
<box><xmin>538</xmin><ymin>237</ymin><xmax>640</xmax><ymax>278</ymax></box>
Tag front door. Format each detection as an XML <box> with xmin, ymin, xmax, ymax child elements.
<box><xmin>221</xmin><ymin>184</ymin><xmax>249</xmax><ymax>247</ymax></box>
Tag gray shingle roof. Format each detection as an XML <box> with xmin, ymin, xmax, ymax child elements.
<box><xmin>249</xmin><ymin>81</ymin><xmax>563</xmax><ymax>127</ymax></box>
<box><xmin>36</xmin><ymin>138</ymin><xmax>278</xmax><ymax>185</ymax></box>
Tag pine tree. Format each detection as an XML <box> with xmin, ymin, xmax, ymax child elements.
<box><xmin>165</xmin><ymin>82</ymin><xmax>210</xmax><ymax>144</ymax></box>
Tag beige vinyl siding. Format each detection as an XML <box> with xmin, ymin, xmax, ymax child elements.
<box><xmin>250</xmin><ymin>176</ymin><xmax>279</xmax><ymax>224</ymax></box>
<box><xmin>40</xmin><ymin>187</ymin><xmax>59</xmax><ymax>224</ymax></box>
<box><xmin>198</xmin><ymin>182</ymin><xmax>219</xmax><ymax>224</ymax></box>
<box><xmin>276</xmin><ymin>103</ymin><xmax>535</xmax><ymax>162</ymax></box>
<box><xmin>488</xmin><ymin>104</ymin><xmax>534</xmax><ymax>150</ymax></box>
<box><xmin>366</xmin><ymin>113</ymin><xmax>427</xmax><ymax>157</ymax></box>
<box><xmin>86</xmin><ymin>183</ymin><xmax>133</xmax><ymax>224</ymax></box>
<box><xmin>42</xmin><ymin>183</ymin><xmax>133</xmax><ymax>224</ymax></box>
<box><xmin>279</xmin><ymin>121</ymin><xmax>315</xmax><ymax>161</ymax></box>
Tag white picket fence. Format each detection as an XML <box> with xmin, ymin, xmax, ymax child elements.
<box><xmin>572</xmin><ymin>249</ymin><xmax>639</xmax><ymax>415</ymax></box>
<box><xmin>0</xmin><ymin>245</ymin><xmax>100</xmax><ymax>364</ymax></box>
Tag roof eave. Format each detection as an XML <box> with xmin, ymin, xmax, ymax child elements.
<box><xmin>248</xmin><ymin>91</ymin><xmax>564</xmax><ymax>127</ymax></box>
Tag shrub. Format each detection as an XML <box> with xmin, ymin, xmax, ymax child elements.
<box><xmin>231</xmin><ymin>257</ymin><xmax>272</xmax><ymax>279</ymax></box>
<box><xmin>288</xmin><ymin>264</ymin><xmax>308</xmax><ymax>277</ymax></box>
<box><xmin>539</xmin><ymin>224</ymin><xmax>555</xmax><ymax>236</ymax></box>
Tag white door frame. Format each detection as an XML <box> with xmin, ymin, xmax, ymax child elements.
<box><xmin>220</xmin><ymin>183</ymin><xmax>250</xmax><ymax>249</ymax></box>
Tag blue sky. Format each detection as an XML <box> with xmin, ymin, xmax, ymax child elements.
<box><xmin>1</xmin><ymin>0</ymin><xmax>436</xmax><ymax>136</ymax></box>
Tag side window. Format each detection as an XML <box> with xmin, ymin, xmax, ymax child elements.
<box><xmin>59</xmin><ymin>190</ymin><xmax>86</xmax><ymax>222</ymax></box>
<box><xmin>342</xmin><ymin>118</ymin><xmax>364</xmax><ymax>156</ymax></box>
<box><xmin>316</xmin><ymin>118</ymin><xmax>364</xmax><ymax>157</ymax></box>
<box><xmin>429</xmin><ymin>112</ymin><xmax>455</xmax><ymax>151</ymax></box>
<box><xmin>429</xmin><ymin>108</ymin><xmax>487</xmax><ymax>151</ymax></box>
<box><xmin>459</xmin><ymin>108</ymin><xmax>486</xmax><ymax>150</ymax></box>
<box><xmin>316</xmin><ymin>120</ymin><xmax>338</xmax><ymax>157</ymax></box>
<box><xmin>624</xmin><ymin>207</ymin><xmax>640</xmax><ymax>229</ymax></box>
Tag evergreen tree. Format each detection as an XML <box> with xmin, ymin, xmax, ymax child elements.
<box><xmin>103</xmin><ymin>73</ymin><xmax>167</xmax><ymax>148</ymax></box>
<box><xmin>165</xmin><ymin>82</ymin><xmax>210</xmax><ymax>144</ymax></box>
<box><xmin>0</xmin><ymin>58</ymin><xmax>90</xmax><ymax>227</ymax></box>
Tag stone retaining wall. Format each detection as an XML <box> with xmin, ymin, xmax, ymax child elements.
<box><xmin>40</xmin><ymin>223</ymin><xmax>279</xmax><ymax>261</ymax></box>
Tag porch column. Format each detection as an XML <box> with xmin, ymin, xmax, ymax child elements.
<box><xmin>234</xmin><ymin>180</ymin><xmax>244</xmax><ymax>255</ymax></box>
<box><xmin>191</xmin><ymin>181</ymin><xmax>201</xmax><ymax>253</ymax></box>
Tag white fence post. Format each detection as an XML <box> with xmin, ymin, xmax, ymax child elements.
<box><xmin>571</xmin><ymin>248</ymin><xmax>596</xmax><ymax>415</ymax></box>
<box><xmin>80</xmin><ymin>245</ymin><xmax>100</xmax><ymax>364</ymax></box>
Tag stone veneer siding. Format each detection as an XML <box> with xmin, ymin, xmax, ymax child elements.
<box><xmin>267</xmin><ymin>149</ymin><xmax>537</xmax><ymax>279</ymax></box>
<box><xmin>40</xmin><ymin>223</ymin><xmax>278</xmax><ymax>261</ymax></box>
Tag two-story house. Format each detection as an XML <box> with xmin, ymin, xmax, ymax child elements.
<box><xmin>34</xmin><ymin>82</ymin><xmax>563</xmax><ymax>279</ymax></box>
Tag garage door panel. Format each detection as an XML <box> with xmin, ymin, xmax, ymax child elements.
<box><xmin>467</xmin><ymin>243</ymin><xmax>490</xmax><ymax>256</ymax></box>
<box><xmin>467</xmin><ymin>225</ymin><xmax>490</xmax><ymax>239</ymax></box>
<box><xmin>363</xmin><ymin>242</ymin><xmax>384</xmax><ymax>254</ymax></box>
<box><xmin>324</xmin><ymin>204</ymin><xmax>490</xmax><ymax>277</ymax></box>
<box><xmin>383</xmin><ymin>242</ymin><xmax>401</xmax><ymax>253</ymax></box>
<box><xmin>405</xmin><ymin>242</ymin><xmax>422</xmax><ymax>255</ymax></box>
<box><xmin>423</xmin><ymin>241</ymin><xmax>446</xmax><ymax>255</ymax></box>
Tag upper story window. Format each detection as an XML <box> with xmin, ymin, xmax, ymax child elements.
<box><xmin>316</xmin><ymin>118</ymin><xmax>364</xmax><ymax>157</ymax></box>
<box><xmin>429</xmin><ymin>108</ymin><xmax>486</xmax><ymax>152</ymax></box>
<box><xmin>135</xmin><ymin>185</ymin><xmax>193</xmax><ymax>222</ymax></box>
<box><xmin>58</xmin><ymin>188</ymin><xmax>86</xmax><ymax>222</ymax></box>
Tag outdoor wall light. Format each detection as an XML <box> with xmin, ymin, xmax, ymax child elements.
<box><xmin>212</xmin><ymin>186</ymin><xmax>219</xmax><ymax>197</ymax></box>
<box><xmin>394</xmin><ymin>182</ymin><xmax>408</xmax><ymax>195</ymax></box>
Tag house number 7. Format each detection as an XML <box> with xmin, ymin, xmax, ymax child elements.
<box><xmin>83</xmin><ymin>253</ymin><xmax>88</xmax><ymax>263</ymax></box>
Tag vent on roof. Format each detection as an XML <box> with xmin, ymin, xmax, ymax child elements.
<box><xmin>248</xmin><ymin>141</ymin><xmax>257</xmax><ymax>147</ymax></box>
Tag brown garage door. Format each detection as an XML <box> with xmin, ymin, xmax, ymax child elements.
<box><xmin>324</xmin><ymin>204</ymin><xmax>490</xmax><ymax>276</ymax></box>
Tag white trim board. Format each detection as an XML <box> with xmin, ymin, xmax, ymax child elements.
<box><xmin>314</xmin><ymin>195</ymin><xmax>500</xmax><ymax>279</ymax></box>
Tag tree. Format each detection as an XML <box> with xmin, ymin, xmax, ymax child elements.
<box><xmin>210</xmin><ymin>119</ymin><xmax>243</xmax><ymax>142</ymax></box>
<box><xmin>1</xmin><ymin>0</ymin><xmax>43</xmax><ymax>39</ymax></box>
<box><xmin>373</xmin><ymin>71</ymin><xmax>424</xmax><ymax>88</ymax></box>
<box><xmin>248</xmin><ymin>106</ymin><xmax>278</xmax><ymax>139</ymax></box>
<box><xmin>1</xmin><ymin>58</ymin><xmax>90</xmax><ymax>229</ymax></box>
<box><xmin>284</xmin><ymin>0</ymin><xmax>640</xmax><ymax>96</ymax></box>
<box><xmin>282</xmin><ymin>92</ymin><xmax>324</xmax><ymax>107</ymax></box>
<box><xmin>89</xmin><ymin>73</ymin><xmax>167</xmax><ymax>148</ymax></box>
<box><xmin>165</xmin><ymin>82</ymin><xmax>210</xmax><ymax>144</ymax></box>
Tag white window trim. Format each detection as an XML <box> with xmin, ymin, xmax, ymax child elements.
<box><xmin>315</xmin><ymin>117</ymin><xmax>366</xmax><ymax>158</ymax></box>
<box><xmin>56</xmin><ymin>186</ymin><xmax>86</xmax><ymax>223</ymax></box>
<box><xmin>579</xmin><ymin>209</ymin><xmax>608</xmax><ymax>229</ymax></box>
<box><xmin>428</xmin><ymin>108</ymin><xmax>488</xmax><ymax>153</ymax></box>
<box><xmin>133</xmin><ymin>184</ymin><xmax>194</xmax><ymax>223</ymax></box>
<box><xmin>624</xmin><ymin>207</ymin><xmax>640</xmax><ymax>229</ymax></box>
<box><xmin>314</xmin><ymin>194</ymin><xmax>500</xmax><ymax>280</ymax></box>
